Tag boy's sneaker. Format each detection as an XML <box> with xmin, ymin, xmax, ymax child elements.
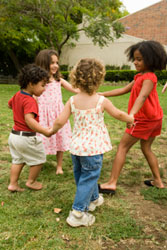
<box><xmin>66</xmin><ymin>210</ymin><xmax>95</xmax><ymax>227</ymax></box>
<box><xmin>89</xmin><ymin>194</ymin><xmax>104</xmax><ymax>212</ymax></box>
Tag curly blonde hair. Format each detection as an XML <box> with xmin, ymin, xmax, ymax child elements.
<box><xmin>70</xmin><ymin>58</ymin><xmax>105</xmax><ymax>95</ymax></box>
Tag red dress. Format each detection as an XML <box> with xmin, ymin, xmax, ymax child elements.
<box><xmin>126</xmin><ymin>72</ymin><xmax>163</xmax><ymax>140</ymax></box>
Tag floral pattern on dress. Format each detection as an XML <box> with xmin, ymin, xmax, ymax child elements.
<box><xmin>70</xmin><ymin>96</ymin><xmax>112</xmax><ymax>156</ymax></box>
<box><xmin>37</xmin><ymin>80</ymin><xmax>72</xmax><ymax>154</ymax></box>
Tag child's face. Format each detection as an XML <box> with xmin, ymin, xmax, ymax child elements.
<box><xmin>50</xmin><ymin>55</ymin><xmax>59</xmax><ymax>76</ymax></box>
<box><xmin>30</xmin><ymin>80</ymin><xmax>46</xmax><ymax>96</ymax></box>
<box><xmin>133</xmin><ymin>50</ymin><xmax>147</xmax><ymax>73</ymax></box>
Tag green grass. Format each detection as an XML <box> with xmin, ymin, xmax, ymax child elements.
<box><xmin>0</xmin><ymin>83</ymin><xmax>167</xmax><ymax>249</ymax></box>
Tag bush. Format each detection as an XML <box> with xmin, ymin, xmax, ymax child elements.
<box><xmin>61</xmin><ymin>71</ymin><xmax>69</xmax><ymax>80</ymax></box>
<box><xmin>105</xmin><ymin>70</ymin><xmax>136</xmax><ymax>82</ymax></box>
<box><xmin>105</xmin><ymin>65</ymin><xmax>120</xmax><ymax>70</ymax></box>
<box><xmin>105</xmin><ymin>64</ymin><xmax>130</xmax><ymax>70</ymax></box>
<box><xmin>61</xmin><ymin>70</ymin><xmax>167</xmax><ymax>83</ymax></box>
<box><xmin>60</xmin><ymin>64</ymin><xmax>68</xmax><ymax>71</ymax></box>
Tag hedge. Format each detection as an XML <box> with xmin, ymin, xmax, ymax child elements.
<box><xmin>61</xmin><ymin>70</ymin><xmax>167</xmax><ymax>84</ymax></box>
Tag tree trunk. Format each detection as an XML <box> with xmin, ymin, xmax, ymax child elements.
<box><xmin>8</xmin><ymin>49</ymin><xmax>21</xmax><ymax>73</ymax></box>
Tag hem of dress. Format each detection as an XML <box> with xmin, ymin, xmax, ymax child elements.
<box><xmin>69</xmin><ymin>148</ymin><xmax>112</xmax><ymax>156</ymax></box>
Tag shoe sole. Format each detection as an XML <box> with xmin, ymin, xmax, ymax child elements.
<box><xmin>66</xmin><ymin>216</ymin><xmax>95</xmax><ymax>227</ymax></box>
<box><xmin>89</xmin><ymin>197</ymin><xmax>104</xmax><ymax>211</ymax></box>
<box><xmin>98</xmin><ymin>184</ymin><xmax>116</xmax><ymax>195</ymax></box>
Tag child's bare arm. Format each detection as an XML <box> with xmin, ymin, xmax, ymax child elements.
<box><xmin>162</xmin><ymin>82</ymin><xmax>167</xmax><ymax>93</ymax></box>
<box><xmin>129</xmin><ymin>79</ymin><xmax>153</xmax><ymax>116</ymax></box>
<box><xmin>103</xmin><ymin>98</ymin><xmax>134</xmax><ymax>124</ymax></box>
<box><xmin>24</xmin><ymin>113</ymin><xmax>52</xmax><ymax>137</ymax></box>
<box><xmin>61</xmin><ymin>78</ymin><xmax>79</xmax><ymax>94</ymax></box>
<box><xmin>52</xmin><ymin>100</ymin><xmax>71</xmax><ymax>134</ymax></box>
<box><xmin>99</xmin><ymin>80</ymin><xmax>134</xmax><ymax>97</ymax></box>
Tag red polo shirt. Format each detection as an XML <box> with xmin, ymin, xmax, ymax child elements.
<box><xmin>8</xmin><ymin>90</ymin><xmax>39</xmax><ymax>132</ymax></box>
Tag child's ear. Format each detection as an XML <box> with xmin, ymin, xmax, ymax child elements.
<box><xmin>29</xmin><ymin>82</ymin><xmax>33</xmax><ymax>88</ymax></box>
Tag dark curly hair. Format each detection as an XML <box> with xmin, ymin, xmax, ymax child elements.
<box><xmin>70</xmin><ymin>58</ymin><xmax>105</xmax><ymax>95</ymax></box>
<box><xmin>35</xmin><ymin>49</ymin><xmax>61</xmax><ymax>81</ymax></box>
<box><xmin>125</xmin><ymin>40</ymin><xmax>167</xmax><ymax>72</ymax></box>
<box><xmin>18</xmin><ymin>64</ymin><xmax>49</xmax><ymax>89</ymax></box>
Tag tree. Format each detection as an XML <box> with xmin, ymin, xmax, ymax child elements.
<box><xmin>0</xmin><ymin>0</ymin><xmax>128</xmax><ymax>75</ymax></box>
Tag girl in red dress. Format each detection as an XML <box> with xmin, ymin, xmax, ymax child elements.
<box><xmin>99</xmin><ymin>40</ymin><xmax>167</xmax><ymax>194</ymax></box>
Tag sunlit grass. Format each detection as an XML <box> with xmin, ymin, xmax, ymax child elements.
<box><xmin>0</xmin><ymin>83</ymin><xmax>167</xmax><ymax>249</ymax></box>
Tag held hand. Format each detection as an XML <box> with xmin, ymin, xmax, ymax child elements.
<box><xmin>44</xmin><ymin>127</ymin><xmax>54</xmax><ymax>137</ymax></box>
<box><xmin>127</xmin><ymin>114</ymin><xmax>134</xmax><ymax>128</ymax></box>
<box><xmin>127</xmin><ymin>122</ymin><xmax>133</xmax><ymax>129</ymax></box>
<box><xmin>162</xmin><ymin>82</ymin><xmax>167</xmax><ymax>93</ymax></box>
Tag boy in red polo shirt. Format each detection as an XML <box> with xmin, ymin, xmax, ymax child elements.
<box><xmin>8</xmin><ymin>64</ymin><xmax>52</xmax><ymax>192</ymax></box>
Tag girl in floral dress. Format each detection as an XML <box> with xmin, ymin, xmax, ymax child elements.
<box><xmin>50</xmin><ymin>58</ymin><xmax>134</xmax><ymax>227</ymax></box>
<box><xmin>35</xmin><ymin>49</ymin><xmax>78</xmax><ymax>174</ymax></box>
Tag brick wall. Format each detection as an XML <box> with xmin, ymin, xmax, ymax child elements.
<box><xmin>119</xmin><ymin>0</ymin><xmax>167</xmax><ymax>45</ymax></box>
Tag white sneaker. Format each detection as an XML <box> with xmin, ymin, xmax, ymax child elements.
<box><xmin>66</xmin><ymin>210</ymin><xmax>95</xmax><ymax>227</ymax></box>
<box><xmin>89</xmin><ymin>194</ymin><xmax>104</xmax><ymax>212</ymax></box>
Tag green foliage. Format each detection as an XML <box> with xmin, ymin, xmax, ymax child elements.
<box><xmin>105</xmin><ymin>70</ymin><xmax>136</xmax><ymax>82</ymax></box>
<box><xmin>0</xmin><ymin>0</ymin><xmax>127</xmax><ymax>75</ymax></box>
<box><xmin>105</xmin><ymin>64</ymin><xmax>130</xmax><ymax>70</ymax></box>
<box><xmin>61</xmin><ymin>69</ymin><xmax>167</xmax><ymax>83</ymax></box>
<box><xmin>61</xmin><ymin>71</ymin><xmax>69</xmax><ymax>80</ymax></box>
<box><xmin>60</xmin><ymin>65</ymin><xmax>68</xmax><ymax>71</ymax></box>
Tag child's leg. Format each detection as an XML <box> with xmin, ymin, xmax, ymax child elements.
<box><xmin>26</xmin><ymin>164</ymin><xmax>43</xmax><ymax>190</ymax></box>
<box><xmin>8</xmin><ymin>163</ymin><xmax>25</xmax><ymax>192</ymax></box>
<box><xmin>140</xmin><ymin>137</ymin><xmax>164</xmax><ymax>188</ymax></box>
<box><xmin>56</xmin><ymin>151</ymin><xmax>63</xmax><ymax>174</ymax></box>
<box><xmin>72</xmin><ymin>155</ymin><xmax>102</xmax><ymax>212</ymax></box>
<box><xmin>71</xmin><ymin>155</ymin><xmax>82</xmax><ymax>185</ymax></box>
<box><xmin>100</xmin><ymin>133</ymin><xmax>139</xmax><ymax>191</ymax></box>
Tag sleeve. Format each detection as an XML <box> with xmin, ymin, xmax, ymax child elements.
<box><xmin>142</xmin><ymin>72</ymin><xmax>157</xmax><ymax>85</ymax></box>
<box><xmin>23</xmin><ymin>97</ymin><xmax>38</xmax><ymax>117</ymax></box>
<box><xmin>134</xmin><ymin>73</ymin><xmax>141</xmax><ymax>81</ymax></box>
<box><xmin>70</xmin><ymin>96</ymin><xmax>74</xmax><ymax>112</ymax></box>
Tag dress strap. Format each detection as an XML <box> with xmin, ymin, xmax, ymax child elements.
<box><xmin>96</xmin><ymin>96</ymin><xmax>104</xmax><ymax>109</ymax></box>
<box><xmin>70</xmin><ymin>96</ymin><xmax>75</xmax><ymax>112</ymax></box>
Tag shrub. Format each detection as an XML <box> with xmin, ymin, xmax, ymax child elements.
<box><xmin>60</xmin><ymin>64</ymin><xmax>68</xmax><ymax>71</ymax></box>
<box><xmin>61</xmin><ymin>70</ymin><xmax>167</xmax><ymax>83</ymax></box>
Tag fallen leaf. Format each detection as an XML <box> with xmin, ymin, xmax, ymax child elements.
<box><xmin>54</xmin><ymin>208</ymin><xmax>62</xmax><ymax>213</ymax></box>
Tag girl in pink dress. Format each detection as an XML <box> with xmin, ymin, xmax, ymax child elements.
<box><xmin>35</xmin><ymin>49</ymin><xmax>78</xmax><ymax>174</ymax></box>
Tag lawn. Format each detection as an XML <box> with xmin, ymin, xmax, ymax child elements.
<box><xmin>0</xmin><ymin>83</ymin><xmax>167</xmax><ymax>250</ymax></box>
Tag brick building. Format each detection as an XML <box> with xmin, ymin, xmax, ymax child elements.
<box><xmin>60</xmin><ymin>0</ymin><xmax>167</xmax><ymax>68</ymax></box>
<box><xmin>119</xmin><ymin>0</ymin><xmax>167</xmax><ymax>45</ymax></box>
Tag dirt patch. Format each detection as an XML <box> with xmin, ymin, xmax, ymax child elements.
<box><xmin>102</xmin><ymin>185</ymin><xmax>167</xmax><ymax>250</ymax></box>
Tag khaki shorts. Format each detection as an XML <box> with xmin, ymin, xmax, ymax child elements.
<box><xmin>8</xmin><ymin>133</ymin><xmax>46</xmax><ymax>166</ymax></box>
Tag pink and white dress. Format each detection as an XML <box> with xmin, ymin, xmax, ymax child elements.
<box><xmin>69</xmin><ymin>95</ymin><xmax>112</xmax><ymax>156</ymax></box>
<box><xmin>37</xmin><ymin>80</ymin><xmax>72</xmax><ymax>154</ymax></box>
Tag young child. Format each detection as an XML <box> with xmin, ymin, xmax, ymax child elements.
<box><xmin>8</xmin><ymin>64</ymin><xmax>52</xmax><ymax>192</ymax></box>
<box><xmin>98</xmin><ymin>40</ymin><xmax>167</xmax><ymax>194</ymax></box>
<box><xmin>50</xmin><ymin>58</ymin><xmax>134</xmax><ymax>227</ymax></box>
<box><xmin>35</xmin><ymin>49</ymin><xmax>78</xmax><ymax>174</ymax></box>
